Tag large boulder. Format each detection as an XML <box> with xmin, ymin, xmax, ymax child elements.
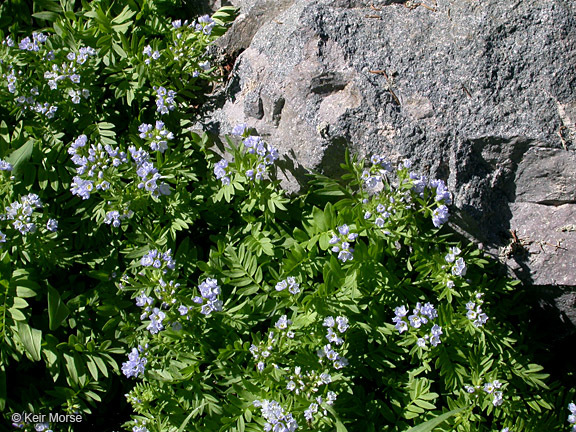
<box><xmin>202</xmin><ymin>0</ymin><xmax>576</xmax><ymax>290</ymax></box>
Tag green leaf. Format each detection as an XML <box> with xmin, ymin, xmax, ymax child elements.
<box><xmin>6</xmin><ymin>139</ymin><xmax>34</xmax><ymax>175</ymax></box>
<box><xmin>16</xmin><ymin>322</ymin><xmax>42</xmax><ymax>361</ymax></box>
<box><xmin>93</xmin><ymin>355</ymin><xmax>109</xmax><ymax>378</ymax></box>
<box><xmin>32</xmin><ymin>11</ymin><xmax>59</xmax><ymax>21</ymax></box>
<box><xmin>86</xmin><ymin>359</ymin><xmax>99</xmax><ymax>381</ymax></box>
<box><xmin>48</xmin><ymin>285</ymin><xmax>70</xmax><ymax>331</ymax></box>
<box><xmin>404</xmin><ymin>407</ymin><xmax>466</xmax><ymax>432</ymax></box>
<box><xmin>63</xmin><ymin>352</ymin><xmax>81</xmax><ymax>385</ymax></box>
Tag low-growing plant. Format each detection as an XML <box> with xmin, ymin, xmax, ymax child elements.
<box><xmin>0</xmin><ymin>1</ymin><xmax>574</xmax><ymax>432</ymax></box>
<box><xmin>0</xmin><ymin>0</ymin><xmax>236</xmax><ymax>429</ymax></box>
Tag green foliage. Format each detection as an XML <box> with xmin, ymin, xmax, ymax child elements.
<box><xmin>0</xmin><ymin>1</ymin><xmax>573</xmax><ymax>432</ymax></box>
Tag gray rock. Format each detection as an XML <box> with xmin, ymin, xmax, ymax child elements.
<box><xmin>204</xmin><ymin>0</ymin><xmax>576</xmax><ymax>286</ymax></box>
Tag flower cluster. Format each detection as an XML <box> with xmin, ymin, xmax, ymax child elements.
<box><xmin>142</xmin><ymin>45</ymin><xmax>160</xmax><ymax>64</ymax></box>
<box><xmin>44</xmin><ymin>52</ymin><xmax>93</xmax><ymax>89</ymax></box>
<box><xmin>465</xmin><ymin>380</ymin><xmax>504</xmax><ymax>407</ymax></box>
<box><xmin>214</xmin><ymin>159</ymin><xmax>230</xmax><ymax>185</ymax></box>
<box><xmin>286</xmin><ymin>366</ymin><xmax>332</xmax><ymax>396</ymax></box>
<box><xmin>0</xmin><ymin>159</ymin><xmax>13</xmax><ymax>171</ymax></box>
<box><xmin>66</xmin><ymin>46</ymin><xmax>97</xmax><ymax>65</ymax></box>
<box><xmin>323</xmin><ymin>316</ymin><xmax>349</xmax><ymax>345</ymax></box>
<box><xmin>22</xmin><ymin>100</ymin><xmax>58</xmax><ymax>118</ymax></box>
<box><xmin>317</xmin><ymin>344</ymin><xmax>348</xmax><ymax>370</ymax></box>
<box><xmin>168</xmin><ymin>18</ymin><xmax>214</xmax><ymax>69</ymax></box>
<box><xmin>304</xmin><ymin>392</ymin><xmax>337</xmax><ymax>423</ymax></box>
<box><xmin>466</xmin><ymin>293</ymin><xmax>489</xmax><ymax>327</ymax></box>
<box><xmin>250</xmin><ymin>314</ymin><xmax>296</xmax><ymax>371</ymax></box>
<box><xmin>154</xmin><ymin>86</ymin><xmax>176</xmax><ymax>115</ymax></box>
<box><xmin>193</xmin><ymin>278</ymin><xmax>223</xmax><ymax>316</ymax></box>
<box><xmin>432</xmin><ymin>205</ymin><xmax>450</xmax><ymax>228</ymax></box>
<box><xmin>2</xmin><ymin>193</ymin><xmax>45</xmax><ymax>234</ymax></box>
<box><xmin>18</xmin><ymin>32</ymin><xmax>48</xmax><ymax>52</ymax></box>
<box><xmin>250</xmin><ymin>332</ymin><xmax>276</xmax><ymax>372</ymax></box>
<box><xmin>275</xmin><ymin>314</ymin><xmax>293</xmax><ymax>331</ymax></box>
<box><xmin>6</xmin><ymin>73</ymin><xmax>58</xmax><ymax>117</ymax></box>
<box><xmin>129</xmin><ymin>145</ymin><xmax>171</xmax><ymax>198</ymax></box>
<box><xmin>243</xmin><ymin>136</ymin><xmax>279</xmax><ymax>166</ymax></box>
<box><xmin>361</xmin><ymin>154</ymin><xmax>393</xmax><ymax>189</ymax></box>
<box><xmin>104</xmin><ymin>208</ymin><xmax>134</xmax><ymax>228</ymax></box>
<box><xmin>430</xmin><ymin>179</ymin><xmax>452</xmax><ymax>205</ymax></box>
<box><xmin>43</xmin><ymin>47</ymin><xmax>96</xmax><ymax>107</ymax></box>
<box><xmin>140</xmin><ymin>249</ymin><xmax>176</xmax><ymax>272</ymax></box>
<box><xmin>318</xmin><ymin>316</ymin><xmax>349</xmax><ymax>369</ymax></box>
<box><xmin>231</xmin><ymin>123</ymin><xmax>248</xmax><ymax>136</ymax></box>
<box><xmin>253</xmin><ymin>399</ymin><xmax>298</xmax><ymax>432</ymax></box>
<box><xmin>145</xmin><ymin>307</ymin><xmax>166</xmax><ymax>334</ymax></box>
<box><xmin>138</xmin><ymin>121</ymin><xmax>174</xmax><ymax>153</ymax></box>
<box><xmin>390</xmin><ymin>159</ymin><xmax>452</xmax><ymax>227</ymax></box>
<box><xmin>241</xmin><ymin>134</ymin><xmax>279</xmax><ymax>181</ymax></box>
<box><xmin>3</xmin><ymin>69</ymin><xmax>18</xmax><ymax>94</ymax></box>
<box><xmin>195</xmin><ymin>15</ymin><xmax>216</xmax><ymax>35</ymax></box>
<box><xmin>155</xmin><ymin>279</ymin><xmax>180</xmax><ymax>309</ymax></box>
<box><xmin>392</xmin><ymin>302</ymin><xmax>442</xmax><ymax>347</ymax></box>
<box><xmin>329</xmin><ymin>224</ymin><xmax>358</xmax><ymax>262</ymax></box>
<box><xmin>363</xmin><ymin>199</ymin><xmax>395</xmax><ymax>233</ymax></box>
<box><xmin>275</xmin><ymin>277</ymin><xmax>301</xmax><ymax>294</ymax></box>
<box><xmin>0</xmin><ymin>231</ymin><xmax>6</xmax><ymax>247</ymax></box>
<box><xmin>445</xmin><ymin>246</ymin><xmax>466</xmax><ymax>276</ymax></box>
<box><xmin>122</xmin><ymin>346</ymin><xmax>148</xmax><ymax>378</ymax></box>
<box><xmin>212</xmin><ymin>127</ymin><xmax>281</xmax><ymax>186</ymax></box>
<box><xmin>69</xmin><ymin>135</ymin><xmax>128</xmax><ymax>200</ymax></box>
<box><xmin>135</xmin><ymin>292</ymin><xmax>166</xmax><ymax>334</ymax></box>
<box><xmin>568</xmin><ymin>402</ymin><xmax>576</xmax><ymax>431</ymax></box>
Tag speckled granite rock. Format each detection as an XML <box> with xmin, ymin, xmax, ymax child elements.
<box><xmin>202</xmin><ymin>0</ymin><xmax>576</xmax><ymax>288</ymax></box>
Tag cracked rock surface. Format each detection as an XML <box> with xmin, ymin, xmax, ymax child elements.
<box><xmin>202</xmin><ymin>0</ymin><xmax>576</xmax><ymax>291</ymax></box>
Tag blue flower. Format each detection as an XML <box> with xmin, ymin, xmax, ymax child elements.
<box><xmin>568</xmin><ymin>402</ymin><xmax>576</xmax><ymax>429</ymax></box>
<box><xmin>139</xmin><ymin>121</ymin><xmax>174</xmax><ymax>153</ymax></box>
<box><xmin>253</xmin><ymin>400</ymin><xmax>298</xmax><ymax>432</ymax></box>
<box><xmin>274</xmin><ymin>315</ymin><xmax>292</xmax><ymax>330</ymax></box>
<box><xmin>430</xmin><ymin>179</ymin><xmax>452</xmax><ymax>205</ymax></box>
<box><xmin>129</xmin><ymin>146</ymin><xmax>170</xmax><ymax>197</ymax></box>
<box><xmin>46</xmin><ymin>219</ymin><xmax>58</xmax><ymax>232</ymax></box>
<box><xmin>393</xmin><ymin>302</ymin><xmax>442</xmax><ymax>346</ymax></box>
<box><xmin>452</xmin><ymin>257</ymin><xmax>467</xmax><ymax>276</ymax></box>
<box><xmin>275</xmin><ymin>277</ymin><xmax>300</xmax><ymax>294</ymax></box>
<box><xmin>0</xmin><ymin>159</ymin><xmax>13</xmax><ymax>171</ymax></box>
<box><xmin>432</xmin><ymin>205</ymin><xmax>449</xmax><ymax>227</ymax></box>
<box><xmin>466</xmin><ymin>293</ymin><xmax>489</xmax><ymax>327</ymax></box>
<box><xmin>214</xmin><ymin>159</ymin><xmax>230</xmax><ymax>185</ymax></box>
<box><xmin>147</xmin><ymin>307</ymin><xmax>166</xmax><ymax>334</ymax></box>
<box><xmin>122</xmin><ymin>347</ymin><xmax>148</xmax><ymax>378</ymax></box>
<box><xmin>232</xmin><ymin>123</ymin><xmax>248</xmax><ymax>136</ymax></box>
<box><xmin>135</xmin><ymin>292</ymin><xmax>154</xmax><ymax>307</ymax></box>
<box><xmin>154</xmin><ymin>86</ymin><xmax>177</xmax><ymax>114</ymax></box>
<box><xmin>198</xmin><ymin>278</ymin><xmax>223</xmax><ymax>315</ymax></box>
<box><xmin>330</xmin><ymin>225</ymin><xmax>358</xmax><ymax>262</ymax></box>
<box><xmin>4</xmin><ymin>194</ymin><xmax>43</xmax><ymax>234</ymax></box>
<box><xmin>196</xmin><ymin>15</ymin><xmax>215</xmax><ymax>35</ymax></box>
<box><xmin>140</xmin><ymin>249</ymin><xmax>175</xmax><ymax>271</ymax></box>
<box><xmin>34</xmin><ymin>422</ymin><xmax>50</xmax><ymax>431</ymax></box>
